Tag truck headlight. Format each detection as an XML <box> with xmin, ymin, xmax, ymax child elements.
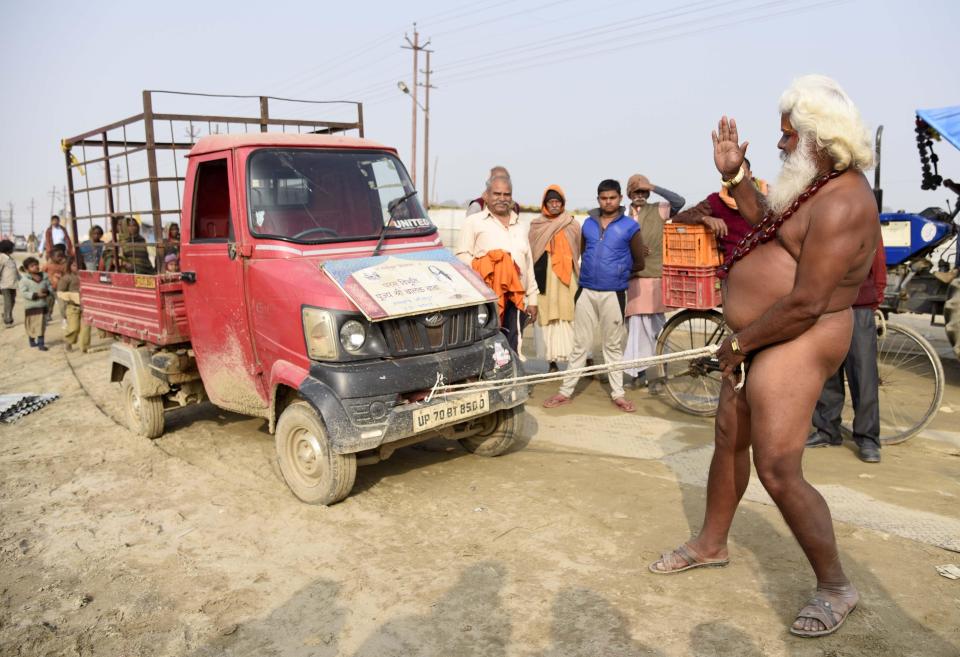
<box><xmin>302</xmin><ymin>308</ymin><xmax>338</xmax><ymax>360</ymax></box>
<box><xmin>339</xmin><ymin>319</ymin><xmax>367</xmax><ymax>352</ymax></box>
<box><xmin>476</xmin><ymin>304</ymin><xmax>489</xmax><ymax>327</ymax></box>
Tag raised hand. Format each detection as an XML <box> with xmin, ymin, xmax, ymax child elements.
<box><xmin>712</xmin><ymin>116</ymin><xmax>749</xmax><ymax>179</ymax></box>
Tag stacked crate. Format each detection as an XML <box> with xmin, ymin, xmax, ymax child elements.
<box><xmin>661</xmin><ymin>224</ymin><xmax>723</xmax><ymax>309</ymax></box>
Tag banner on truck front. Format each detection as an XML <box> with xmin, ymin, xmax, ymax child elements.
<box><xmin>321</xmin><ymin>249</ymin><xmax>496</xmax><ymax>321</ymax></box>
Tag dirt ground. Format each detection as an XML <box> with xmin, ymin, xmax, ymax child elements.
<box><xmin>1</xmin><ymin>273</ymin><xmax>959</xmax><ymax>656</ymax></box>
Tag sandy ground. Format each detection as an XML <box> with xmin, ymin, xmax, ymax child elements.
<box><xmin>1</xmin><ymin>269</ymin><xmax>959</xmax><ymax>656</ymax></box>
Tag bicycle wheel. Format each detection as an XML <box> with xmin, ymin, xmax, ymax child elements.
<box><xmin>842</xmin><ymin>321</ymin><xmax>944</xmax><ymax>444</ymax></box>
<box><xmin>655</xmin><ymin>309</ymin><xmax>728</xmax><ymax>416</ymax></box>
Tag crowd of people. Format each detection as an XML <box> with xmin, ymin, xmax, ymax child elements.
<box><xmin>456</xmin><ymin>165</ymin><xmax>752</xmax><ymax>413</ymax></box>
<box><xmin>0</xmin><ymin>214</ymin><xmax>181</xmax><ymax>353</ymax></box>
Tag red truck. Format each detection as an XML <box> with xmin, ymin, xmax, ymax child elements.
<box><xmin>63</xmin><ymin>91</ymin><xmax>527</xmax><ymax>505</ymax></box>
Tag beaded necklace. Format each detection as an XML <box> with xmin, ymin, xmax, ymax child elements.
<box><xmin>716</xmin><ymin>170</ymin><xmax>841</xmax><ymax>279</ymax></box>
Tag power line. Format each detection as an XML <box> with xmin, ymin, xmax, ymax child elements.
<box><xmin>438</xmin><ymin>0</ymin><xmax>840</xmax><ymax>87</ymax></box>
<box><xmin>437</xmin><ymin>0</ymin><xmax>722</xmax><ymax>73</ymax></box>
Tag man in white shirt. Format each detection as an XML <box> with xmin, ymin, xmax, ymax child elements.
<box><xmin>40</xmin><ymin>215</ymin><xmax>74</xmax><ymax>260</ymax></box>
<box><xmin>456</xmin><ymin>176</ymin><xmax>538</xmax><ymax>353</ymax></box>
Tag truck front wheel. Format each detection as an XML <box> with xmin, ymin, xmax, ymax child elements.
<box><xmin>121</xmin><ymin>370</ymin><xmax>165</xmax><ymax>439</ymax></box>
<box><xmin>458</xmin><ymin>405</ymin><xmax>524</xmax><ymax>457</ymax></box>
<box><xmin>275</xmin><ymin>401</ymin><xmax>357</xmax><ymax>505</ymax></box>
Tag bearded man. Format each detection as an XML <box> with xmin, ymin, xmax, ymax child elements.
<box><xmin>649</xmin><ymin>75</ymin><xmax>880</xmax><ymax>639</ymax></box>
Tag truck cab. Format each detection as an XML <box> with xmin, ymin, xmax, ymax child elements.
<box><xmin>65</xmin><ymin>93</ymin><xmax>527</xmax><ymax>505</ymax></box>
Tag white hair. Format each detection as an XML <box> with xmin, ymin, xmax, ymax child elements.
<box><xmin>779</xmin><ymin>75</ymin><xmax>874</xmax><ymax>171</ymax></box>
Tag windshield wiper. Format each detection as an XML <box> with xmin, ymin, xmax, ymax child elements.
<box><xmin>372</xmin><ymin>189</ymin><xmax>419</xmax><ymax>256</ymax></box>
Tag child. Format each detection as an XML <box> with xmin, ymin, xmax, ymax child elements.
<box><xmin>43</xmin><ymin>245</ymin><xmax>67</xmax><ymax>322</ymax></box>
<box><xmin>18</xmin><ymin>257</ymin><xmax>53</xmax><ymax>350</ymax></box>
<box><xmin>164</xmin><ymin>252</ymin><xmax>180</xmax><ymax>273</ymax></box>
<box><xmin>0</xmin><ymin>239</ymin><xmax>18</xmax><ymax>328</ymax></box>
<box><xmin>57</xmin><ymin>258</ymin><xmax>89</xmax><ymax>352</ymax></box>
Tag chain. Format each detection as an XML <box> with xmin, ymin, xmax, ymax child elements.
<box><xmin>717</xmin><ymin>170</ymin><xmax>842</xmax><ymax>279</ymax></box>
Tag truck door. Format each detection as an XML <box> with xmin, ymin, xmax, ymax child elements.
<box><xmin>180</xmin><ymin>153</ymin><xmax>267</xmax><ymax>413</ymax></box>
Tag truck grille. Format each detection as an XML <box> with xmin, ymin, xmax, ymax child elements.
<box><xmin>381</xmin><ymin>307</ymin><xmax>477</xmax><ymax>356</ymax></box>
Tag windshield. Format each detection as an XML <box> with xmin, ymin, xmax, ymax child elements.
<box><xmin>247</xmin><ymin>148</ymin><xmax>433</xmax><ymax>243</ymax></box>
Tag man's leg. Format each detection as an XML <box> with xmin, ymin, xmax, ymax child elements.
<box><xmin>809</xmin><ymin>368</ymin><xmax>844</xmax><ymax>446</ymax></box>
<box><xmin>555</xmin><ymin>291</ymin><xmax>598</xmax><ymax>399</ymax></box>
<box><xmin>597</xmin><ymin>291</ymin><xmax>627</xmax><ymax>400</ymax></box>
<box><xmin>1</xmin><ymin>289</ymin><xmax>14</xmax><ymax>326</ymax></box>
<box><xmin>846</xmin><ymin>308</ymin><xmax>880</xmax><ymax>461</ymax></box>
<box><xmin>501</xmin><ymin>300</ymin><xmax>521</xmax><ymax>353</ymax></box>
<box><xmin>650</xmin><ymin>375</ymin><xmax>752</xmax><ymax>572</ymax></box>
<box><xmin>747</xmin><ymin>313</ymin><xmax>859</xmax><ymax>634</ymax></box>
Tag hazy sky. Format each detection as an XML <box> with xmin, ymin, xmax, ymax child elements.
<box><xmin>1</xmin><ymin>0</ymin><xmax>959</xmax><ymax>235</ymax></box>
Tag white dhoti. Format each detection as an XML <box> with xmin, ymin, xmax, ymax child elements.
<box><xmin>624</xmin><ymin>313</ymin><xmax>665</xmax><ymax>376</ymax></box>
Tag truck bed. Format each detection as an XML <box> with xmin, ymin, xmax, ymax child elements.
<box><xmin>79</xmin><ymin>271</ymin><xmax>190</xmax><ymax>346</ymax></box>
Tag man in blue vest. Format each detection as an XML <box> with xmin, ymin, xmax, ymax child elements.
<box><xmin>543</xmin><ymin>179</ymin><xmax>645</xmax><ymax>412</ymax></box>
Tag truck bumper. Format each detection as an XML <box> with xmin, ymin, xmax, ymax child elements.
<box><xmin>298</xmin><ymin>333</ymin><xmax>528</xmax><ymax>454</ymax></box>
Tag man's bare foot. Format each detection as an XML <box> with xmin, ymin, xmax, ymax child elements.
<box><xmin>790</xmin><ymin>584</ymin><xmax>859</xmax><ymax>637</ymax></box>
<box><xmin>648</xmin><ymin>541</ymin><xmax>729</xmax><ymax>574</ymax></box>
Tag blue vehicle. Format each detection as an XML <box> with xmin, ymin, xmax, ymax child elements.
<box><xmin>876</xmin><ymin>105</ymin><xmax>960</xmax><ymax>358</ymax></box>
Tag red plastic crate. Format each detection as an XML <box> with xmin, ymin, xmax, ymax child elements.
<box><xmin>663</xmin><ymin>223</ymin><xmax>721</xmax><ymax>267</ymax></box>
<box><xmin>661</xmin><ymin>265</ymin><xmax>722</xmax><ymax>309</ymax></box>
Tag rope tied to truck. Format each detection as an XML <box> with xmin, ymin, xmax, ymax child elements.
<box><xmin>425</xmin><ymin>344</ymin><xmax>746</xmax><ymax>401</ymax></box>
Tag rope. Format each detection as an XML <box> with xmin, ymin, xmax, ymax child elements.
<box><xmin>427</xmin><ymin>344</ymin><xmax>745</xmax><ymax>397</ymax></box>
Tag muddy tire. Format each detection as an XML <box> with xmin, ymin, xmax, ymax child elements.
<box><xmin>458</xmin><ymin>405</ymin><xmax>523</xmax><ymax>457</ymax></box>
<box><xmin>944</xmin><ymin>279</ymin><xmax>960</xmax><ymax>359</ymax></box>
<box><xmin>120</xmin><ymin>370</ymin><xmax>164</xmax><ymax>439</ymax></box>
<box><xmin>275</xmin><ymin>401</ymin><xmax>356</xmax><ymax>505</ymax></box>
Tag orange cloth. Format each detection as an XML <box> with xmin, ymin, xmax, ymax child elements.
<box><xmin>545</xmin><ymin>229</ymin><xmax>574</xmax><ymax>286</ymax></box>
<box><xmin>719</xmin><ymin>178</ymin><xmax>769</xmax><ymax>210</ymax></box>
<box><xmin>472</xmin><ymin>249</ymin><xmax>526</xmax><ymax>322</ymax></box>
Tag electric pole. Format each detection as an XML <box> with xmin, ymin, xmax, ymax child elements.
<box><xmin>403</xmin><ymin>24</ymin><xmax>430</xmax><ymax>189</ymax></box>
<box><xmin>5</xmin><ymin>203</ymin><xmax>12</xmax><ymax>239</ymax></box>
<box><xmin>420</xmin><ymin>49</ymin><xmax>435</xmax><ymax>209</ymax></box>
<box><xmin>49</xmin><ymin>185</ymin><xmax>58</xmax><ymax>217</ymax></box>
<box><xmin>29</xmin><ymin>198</ymin><xmax>35</xmax><ymax>234</ymax></box>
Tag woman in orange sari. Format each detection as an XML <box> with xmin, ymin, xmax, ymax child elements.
<box><xmin>528</xmin><ymin>186</ymin><xmax>581</xmax><ymax>372</ymax></box>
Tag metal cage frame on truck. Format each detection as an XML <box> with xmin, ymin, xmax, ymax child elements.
<box><xmin>60</xmin><ymin>90</ymin><xmax>364</xmax><ymax>272</ymax></box>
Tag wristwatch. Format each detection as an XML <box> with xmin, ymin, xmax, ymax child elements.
<box><xmin>720</xmin><ymin>164</ymin><xmax>746</xmax><ymax>189</ymax></box>
<box><xmin>729</xmin><ymin>334</ymin><xmax>744</xmax><ymax>355</ymax></box>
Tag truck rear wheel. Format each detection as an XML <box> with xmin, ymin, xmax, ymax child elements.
<box><xmin>458</xmin><ymin>405</ymin><xmax>524</xmax><ymax>457</ymax></box>
<box><xmin>945</xmin><ymin>279</ymin><xmax>960</xmax><ymax>358</ymax></box>
<box><xmin>121</xmin><ymin>370</ymin><xmax>165</xmax><ymax>439</ymax></box>
<box><xmin>275</xmin><ymin>401</ymin><xmax>356</xmax><ymax>505</ymax></box>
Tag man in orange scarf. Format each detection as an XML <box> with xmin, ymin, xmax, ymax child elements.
<box><xmin>456</xmin><ymin>176</ymin><xmax>538</xmax><ymax>353</ymax></box>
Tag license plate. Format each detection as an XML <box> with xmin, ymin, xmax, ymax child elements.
<box><xmin>412</xmin><ymin>391</ymin><xmax>489</xmax><ymax>433</ymax></box>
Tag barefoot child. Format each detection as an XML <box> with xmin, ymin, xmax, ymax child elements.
<box><xmin>18</xmin><ymin>257</ymin><xmax>53</xmax><ymax>350</ymax></box>
<box><xmin>57</xmin><ymin>258</ymin><xmax>89</xmax><ymax>352</ymax></box>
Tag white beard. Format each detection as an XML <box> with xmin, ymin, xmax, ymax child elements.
<box><xmin>768</xmin><ymin>136</ymin><xmax>819</xmax><ymax>215</ymax></box>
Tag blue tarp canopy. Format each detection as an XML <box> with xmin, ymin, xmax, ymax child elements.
<box><xmin>917</xmin><ymin>105</ymin><xmax>960</xmax><ymax>151</ymax></box>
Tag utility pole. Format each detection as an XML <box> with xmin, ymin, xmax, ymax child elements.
<box><xmin>29</xmin><ymin>198</ymin><xmax>35</xmax><ymax>234</ymax></box>
<box><xmin>420</xmin><ymin>49</ymin><xmax>435</xmax><ymax>209</ymax></box>
<box><xmin>5</xmin><ymin>203</ymin><xmax>12</xmax><ymax>239</ymax></box>
<box><xmin>49</xmin><ymin>185</ymin><xmax>58</xmax><ymax>217</ymax></box>
<box><xmin>403</xmin><ymin>24</ymin><xmax>430</xmax><ymax>188</ymax></box>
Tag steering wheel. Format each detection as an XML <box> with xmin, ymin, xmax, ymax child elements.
<box><xmin>291</xmin><ymin>226</ymin><xmax>338</xmax><ymax>240</ymax></box>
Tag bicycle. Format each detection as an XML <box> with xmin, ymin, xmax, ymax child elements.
<box><xmin>654</xmin><ymin>308</ymin><xmax>944</xmax><ymax>444</ymax></box>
